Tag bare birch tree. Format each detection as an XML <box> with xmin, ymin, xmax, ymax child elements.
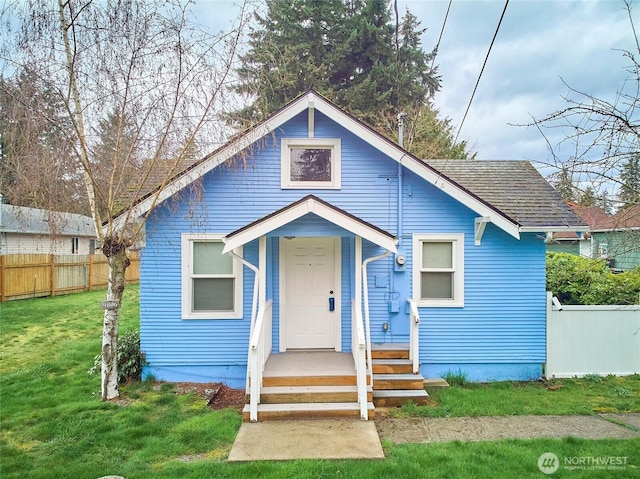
<box><xmin>1</xmin><ymin>0</ymin><xmax>251</xmax><ymax>400</ymax></box>
<box><xmin>528</xmin><ymin>0</ymin><xmax>639</xmax><ymax>212</ymax></box>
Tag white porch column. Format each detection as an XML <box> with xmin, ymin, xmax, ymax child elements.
<box><xmin>259</xmin><ymin>236</ymin><xmax>266</xmax><ymax>310</ymax></box>
<box><xmin>354</xmin><ymin>237</ymin><xmax>362</xmax><ymax>308</ymax></box>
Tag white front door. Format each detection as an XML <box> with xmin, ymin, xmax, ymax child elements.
<box><xmin>280</xmin><ymin>237</ymin><xmax>340</xmax><ymax>350</ymax></box>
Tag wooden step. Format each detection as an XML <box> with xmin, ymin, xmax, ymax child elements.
<box><xmin>373</xmin><ymin>389</ymin><xmax>429</xmax><ymax>407</ymax></box>
<box><xmin>373</xmin><ymin>373</ymin><xmax>425</xmax><ymax>390</ymax></box>
<box><xmin>371</xmin><ymin>343</ymin><xmax>410</xmax><ymax>360</ymax></box>
<box><xmin>242</xmin><ymin>402</ymin><xmax>375</xmax><ymax>421</ymax></box>
<box><xmin>262</xmin><ymin>374</ymin><xmax>359</xmax><ymax>388</ymax></box>
<box><xmin>256</xmin><ymin>385</ymin><xmax>373</xmax><ymax>404</ymax></box>
<box><xmin>372</xmin><ymin>359</ymin><xmax>413</xmax><ymax>374</ymax></box>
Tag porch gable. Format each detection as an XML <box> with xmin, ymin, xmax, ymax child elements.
<box><xmin>222</xmin><ymin>195</ymin><xmax>398</xmax><ymax>253</ymax></box>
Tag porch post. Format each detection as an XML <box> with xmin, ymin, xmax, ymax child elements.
<box><xmin>354</xmin><ymin>237</ymin><xmax>362</xmax><ymax>308</ymax></box>
<box><xmin>259</xmin><ymin>236</ymin><xmax>266</xmax><ymax>310</ymax></box>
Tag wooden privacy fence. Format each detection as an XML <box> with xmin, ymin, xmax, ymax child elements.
<box><xmin>546</xmin><ymin>292</ymin><xmax>640</xmax><ymax>378</ymax></box>
<box><xmin>0</xmin><ymin>252</ymin><xmax>140</xmax><ymax>302</ymax></box>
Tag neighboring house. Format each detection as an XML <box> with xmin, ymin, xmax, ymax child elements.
<box><xmin>547</xmin><ymin>203</ymin><xmax>640</xmax><ymax>271</ymax></box>
<box><xmin>0</xmin><ymin>202</ymin><xmax>97</xmax><ymax>255</ymax></box>
<box><xmin>122</xmin><ymin>91</ymin><xmax>585</xmax><ymax>420</ymax></box>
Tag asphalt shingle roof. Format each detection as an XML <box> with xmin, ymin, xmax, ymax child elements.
<box><xmin>0</xmin><ymin>204</ymin><xmax>96</xmax><ymax>237</ymax></box>
<box><xmin>426</xmin><ymin>160</ymin><xmax>586</xmax><ymax>228</ymax></box>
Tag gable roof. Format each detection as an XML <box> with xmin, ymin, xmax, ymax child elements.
<box><xmin>554</xmin><ymin>203</ymin><xmax>640</xmax><ymax>240</ymax></box>
<box><xmin>612</xmin><ymin>205</ymin><xmax>640</xmax><ymax>230</ymax></box>
<box><xmin>114</xmin><ymin>89</ymin><xmax>586</xmax><ymax>238</ymax></box>
<box><xmin>571</xmin><ymin>204</ymin><xmax>614</xmax><ymax>230</ymax></box>
<box><xmin>223</xmin><ymin>195</ymin><xmax>398</xmax><ymax>253</ymax></box>
<box><xmin>0</xmin><ymin>204</ymin><xmax>96</xmax><ymax>237</ymax></box>
<box><xmin>427</xmin><ymin>160</ymin><xmax>586</xmax><ymax>230</ymax></box>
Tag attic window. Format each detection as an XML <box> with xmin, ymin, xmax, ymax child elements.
<box><xmin>281</xmin><ymin>138</ymin><xmax>341</xmax><ymax>189</ymax></box>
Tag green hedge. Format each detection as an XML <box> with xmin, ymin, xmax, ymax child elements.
<box><xmin>546</xmin><ymin>252</ymin><xmax>640</xmax><ymax>305</ymax></box>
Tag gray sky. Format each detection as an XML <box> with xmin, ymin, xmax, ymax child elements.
<box><xmin>406</xmin><ymin>0</ymin><xmax>637</xmax><ymax>164</ymax></box>
<box><xmin>199</xmin><ymin>0</ymin><xmax>638</xmax><ymax>167</ymax></box>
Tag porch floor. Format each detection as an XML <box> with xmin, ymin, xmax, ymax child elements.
<box><xmin>263</xmin><ymin>351</ymin><xmax>356</xmax><ymax>378</ymax></box>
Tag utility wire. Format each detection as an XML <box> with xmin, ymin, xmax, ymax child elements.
<box><xmin>454</xmin><ymin>0</ymin><xmax>510</xmax><ymax>144</ymax></box>
<box><xmin>431</xmin><ymin>0</ymin><xmax>453</xmax><ymax>70</ymax></box>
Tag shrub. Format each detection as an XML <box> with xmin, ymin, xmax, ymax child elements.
<box><xmin>89</xmin><ymin>329</ymin><xmax>147</xmax><ymax>383</ymax></box>
<box><xmin>546</xmin><ymin>252</ymin><xmax>640</xmax><ymax>305</ymax></box>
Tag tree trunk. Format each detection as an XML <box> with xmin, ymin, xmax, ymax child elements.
<box><xmin>101</xmin><ymin>245</ymin><xmax>130</xmax><ymax>401</ymax></box>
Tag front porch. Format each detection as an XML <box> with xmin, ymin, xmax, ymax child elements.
<box><xmin>242</xmin><ymin>346</ymin><xmax>429</xmax><ymax>422</ymax></box>
<box><xmin>223</xmin><ymin>196</ymin><xmax>428</xmax><ymax>421</ymax></box>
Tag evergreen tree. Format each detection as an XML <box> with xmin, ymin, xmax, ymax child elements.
<box><xmin>230</xmin><ymin>0</ymin><xmax>441</xmax><ymax>134</ymax></box>
<box><xmin>554</xmin><ymin>166</ymin><xmax>575</xmax><ymax>202</ymax></box>
<box><xmin>598</xmin><ymin>190</ymin><xmax>613</xmax><ymax>215</ymax></box>
<box><xmin>579</xmin><ymin>186</ymin><xmax>597</xmax><ymax>206</ymax></box>
<box><xmin>619</xmin><ymin>155</ymin><xmax>640</xmax><ymax>208</ymax></box>
<box><xmin>231</xmin><ymin>0</ymin><xmax>344</xmax><ymax>126</ymax></box>
<box><xmin>90</xmin><ymin>111</ymin><xmax>141</xmax><ymax>216</ymax></box>
<box><xmin>402</xmin><ymin>102</ymin><xmax>475</xmax><ymax>159</ymax></box>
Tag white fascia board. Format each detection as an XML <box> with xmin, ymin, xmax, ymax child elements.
<box><xmin>112</xmin><ymin>95</ymin><xmax>313</xmax><ymax>232</ymax></box>
<box><xmin>309</xmin><ymin>199</ymin><xmax>398</xmax><ymax>253</ymax></box>
<box><xmin>519</xmin><ymin>225</ymin><xmax>590</xmax><ymax>233</ymax></box>
<box><xmin>222</xmin><ymin>203</ymin><xmax>309</xmax><ymax>253</ymax></box>
<box><xmin>222</xmin><ymin>197</ymin><xmax>397</xmax><ymax>254</ymax></box>
<box><xmin>312</xmin><ymin>95</ymin><xmax>521</xmax><ymax>240</ymax></box>
<box><xmin>589</xmin><ymin>226</ymin><xmax>640</xmax><ymax>233</ymax></box>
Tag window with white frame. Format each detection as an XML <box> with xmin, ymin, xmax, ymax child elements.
<box><xmin>413</xmin><ymin>234</ymin><xmax>464</xmax><ymax>307</ymax></box>
<box><xmin>281</xmin><ymin>138</ymin><xmax>341</xmax><ymax>189</ymax></box>
<box><xmin>181</xmin><ymin>234</ymin><xmax>243</xmax><ymax>319</ymax></box>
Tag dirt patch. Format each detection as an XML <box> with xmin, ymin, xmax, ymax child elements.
<box><xmin>167</xmin><ymin>382</ymin><xmax>246</xmax><ymax>410</ymax></box>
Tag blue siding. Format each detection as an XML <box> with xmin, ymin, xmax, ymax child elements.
<box><xmin>141</xmin><ymin>109</ymin><xmax>547</xmax><ymax>384</ymax></box>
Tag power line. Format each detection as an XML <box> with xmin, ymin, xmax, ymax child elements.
<box><xmin>454</xmin><ymin>0</ymin><xmax>510</xmax><ymax>144</ymax></box>
<box><xmin>431</xmin><ymin>0</ymin><xmax>453</xmax><ymax>70</ymax></box>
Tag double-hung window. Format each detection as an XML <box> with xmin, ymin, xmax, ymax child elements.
<box><xmin>181</xmin><ymin>234</ymin><xmax>243</xmax><ymax>319</ymax></box>
<box><xmin>281</xmin><ymin>138</ymin><xmax>341</xmax><ymax>189</ymax></box>
<box><xmin>413</xmin><ymin>234</ymin><xmax>464</xmax><ymax>307</ymax></box>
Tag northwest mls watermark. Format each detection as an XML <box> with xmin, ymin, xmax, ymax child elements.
<box><xmin>538</xmin><ymin>452</ymin><xmax>630</xmax><ymax>474</ymax></box>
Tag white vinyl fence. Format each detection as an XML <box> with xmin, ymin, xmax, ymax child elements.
<box><xmin>546</xmin><ymin>292</ymin><xmax>640</xmax><ymax>378</ymax></box>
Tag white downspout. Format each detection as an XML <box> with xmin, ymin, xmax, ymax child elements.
<box><xmin>362</xmin><ymin>248</ymin><xmax>392</xmax><ymax>386</ymax></box>
<box><xmin>227</xmin><ymin>248</ymin><xmax>260</xmax><ymax>393</ymax></box>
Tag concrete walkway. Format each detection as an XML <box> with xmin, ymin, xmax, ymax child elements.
<box><xmin>376</xmin><ymin>413</ymin><xmax>640</xmax><ymax>444</ymax></box>
<box><xmin>228</xmin><ymin>414</ymin><xmax>639</xmax><ymax>462</ymax></box>
<box><xmin>228</xmin><ymin>419</ymin><xmax>384</xmax><ymax>462</ymax></box>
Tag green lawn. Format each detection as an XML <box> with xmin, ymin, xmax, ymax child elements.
<box><xmin>397</xmin><ymin>375</ymin><xmax>640</xmax><ymax>418</ymax></box>
<box><xmin>1</xmin><ymin>288</ymin><xmax>638</xmax><ymax>478</ymax></box>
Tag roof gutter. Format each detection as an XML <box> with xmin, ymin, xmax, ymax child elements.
<box><xmin>519</xmin><ymin>225</ymin><xmax>590</xmax><ymax>234</ymax></box>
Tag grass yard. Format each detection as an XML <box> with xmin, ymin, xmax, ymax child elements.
<box><xmin>397</xmin><ymin>375</ymin><xmax>640</xmax><ymax>418</ymax></box>
<box><xmin>1</xmin><ymin>287</ymin><xmax>638</xmax><ymax>478</ymax></box>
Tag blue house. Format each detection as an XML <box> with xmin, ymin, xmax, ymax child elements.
<box><xmin>127</xmin><ymin>91</ymin><xmax>585</xmax><ymax>421</ymax></box>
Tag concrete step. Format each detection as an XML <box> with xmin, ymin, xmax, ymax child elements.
<box><xmin>242</xmin><ymin>402</ymin><xmax>375</xmax><ymax>421</ymax></box>
<box><xmin>372</xmin><ymin>359</ymin><xmax>413</xmax><ymax>374</ymax></box>
<box><xmin>424</xmin><ymin>378</ymin><xmax>450</xmax><ymax>388</ymax></box>
<box><xmin>371</xmin><ymin>343</ymin><xmax>410</xmax><ymax>360</ymax></box>
<box><xmin>373</xmin><ymin>373</ymin><xmax>425</xmax><ymax>390</ymax></box>
<box><xmin>257</xmin><ymin>385</ymin><xmax>373</xmax><ymax>404</ymax></box>
<box><xmin>373</xmin><ymin>389</ymin><xmax>429</xmax><ymax>407</ymax></box>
